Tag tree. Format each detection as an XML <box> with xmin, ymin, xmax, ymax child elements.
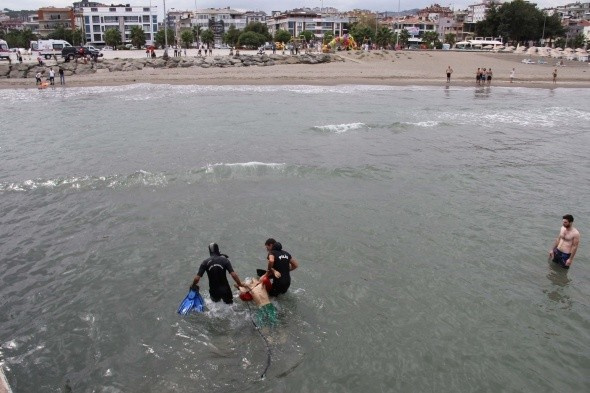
<box><xmin>398</xmin><ymin>29</ymin><xmax>410</xmax><ymax>48</ymax></box>
<box><xmin>322</xmin><ymin>31</ymin><xmax>334</xmax><ymax>45</ymax></box>
<box><xmin>444</xmin><ymin>33</ymin><xmax>456</xmax><ymax>46</ymax></box>
<box><xmin>238</xmin><ymin>31</ymin><xmax>266</xmax><ymax>48</ymax></box>
<box><xmin>223</xmin><ymin>25</ymin><xmax>241</xmax><ymax>47</ymax></box>
<box><xmin>154</xmin><ymin>28</ymin><xmax>175</xmax><ymax>48</ymax></box>
<box><xmin>476</xmin><ymin>0</ymin><xmax>563</xmax><ymax>45</ymax></box>
<box><xmin>180</xmin><ymin>30</ymin><xmax>194</xmax><ymax>48</ymax></box>
<box><xmin>275</xmin><ymin>29</ymin><xmax>291</xmax><ymax>44</ymax></box>
<box><xmin>71</xmin><ymin>28</ymin><xmax>84</xmax><ymax>45</ymax></box>
<box><xmin>570</xmin><ymin>32</ymin><xmax>586</xmax><ymax>48</ymax></box>
<box><xmin>192</xmin><ymin>25</ymin><xmax>202</xmax><ymax>44</ymax></box>
<box><xmin>243</xmin><ymin>21</ymin><xmax>272</xmax><ymax>41</ymax></box>
<box><xmin>349</xmin><ymin>23</ymin><xmax>375</xmax><ymax>46</ymax></box>
<box><xmin>541</xmin><ymin>14</ymin><xmax>565</xmax><ymax>44</ymax></box>
<box><xmin>200</xmin><ymin>29</ymin><xmax>214</xmax><ymax>45</ymax></box>
<box><xmin>299</xmin><ymin>30</ymin><xmax>315</xmax><ymax>42</ymax></box>
<box><xmin>130</xmin><ymin>26</ymin><xmax>146</xmax><ymax>48</ymax></box>
<box><xmin>104</xmin><ymin>28</ymin><xmax>122</xmax><ymax>48</ymax></box>
<box><xmin>421</xmin><ymin>31</ymin><xmax>439</xmax><ymax>48</ymax></box>
<box><xmin>375</xmin><ymin>26</ymin><xmax>394</xmax><ymax>48</ymax></box>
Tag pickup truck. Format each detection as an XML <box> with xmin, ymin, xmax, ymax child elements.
<box><xmin>62</xmin><ymin>46</ymin><xmax>103</xmax><ymax>61</ymax></box>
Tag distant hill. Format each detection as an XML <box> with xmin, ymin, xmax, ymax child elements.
<box><xmin>379</xmin><ymin>9</ymin><xmax>420</xmax><ymax>17</ymax></box>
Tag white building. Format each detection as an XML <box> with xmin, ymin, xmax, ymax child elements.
<box><xmin>466</xmin><ymin>1</ymin><xmax>502</xmax><ymax>23</ymax></box>
<box><xmin>266</xmin><ymin>9</ymin><xmax>350</xmax><ymax>39</ymax></box>
<box><xmin>82</xmin><ymin>4</ymin><xmax>158</xmax><ymax>46</ymax></box>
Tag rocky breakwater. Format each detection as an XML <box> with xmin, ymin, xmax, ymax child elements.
<box><xmin>0</xmin><ymin>53</ymin><xmax>343</xmax><ymax>79</ymax></box>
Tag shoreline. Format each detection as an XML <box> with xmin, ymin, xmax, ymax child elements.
<box><xmin>1</xmin><ymin>50</ymin><xmax>589</xmax><ymax>90</ymax></box>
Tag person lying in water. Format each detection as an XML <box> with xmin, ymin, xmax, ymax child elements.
<box><xmin>236</xmin><ymin>269</ymin><xmax>280</xmax><ymax>327</ymax></box>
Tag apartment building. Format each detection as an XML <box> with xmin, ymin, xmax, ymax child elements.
<box><xmin>266</xmin><ymin>9</ymin><xmax>350</xmax><ymax>39</ymax></box>
<box><xmin>38</xmin><ymin>7</ymin><xmax>75</xmax><ymax>36</ymax></box>
<box><xmin>82</xmin><ymin>4</ymin><xmax>158</xmax><ymax>45</ymax></box>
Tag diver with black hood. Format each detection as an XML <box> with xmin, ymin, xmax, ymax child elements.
<box><xmin>191</xmin><ymin>243</ymin><xmax>244</xmax><ymax>304</ymax></box>
<box><xmin>264</xmin><ymin>238</ymin><xmax>299</xmax><ymax>296</ymax></box>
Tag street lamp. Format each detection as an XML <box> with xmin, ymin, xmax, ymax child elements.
<box><xmin>541</xmin><ymin>13</ymin><xmax>547</xmax><ymax>45</ymax></box>
<box><xmin>163</xmin><ymin>0</ymin><xmax>168</xmax><ymax>56</ymax></box>
<box><xmin>395</xmin><ymin>0</ymin><xmax>401</xmax><ymax>49</ymax></box>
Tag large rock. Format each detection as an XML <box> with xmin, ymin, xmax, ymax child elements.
<box><xmin>0</xmin><ymin>64</ymin><xmax>10</xmax><ymax>77</ymax></box>
<box><xmin>75</xmin><ymin>64</ymin><xmax>96</xmax><ymax>75</ymax></box>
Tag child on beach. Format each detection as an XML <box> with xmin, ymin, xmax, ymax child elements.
<box><xmin>510</xmin><ymin>68</ymin><xmax>515</xmax><ymax>83</ymax></box>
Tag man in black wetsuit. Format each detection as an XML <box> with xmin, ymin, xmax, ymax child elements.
<box><xmin>191</xmin><ymin>243</ymin><xmax>244</xmax><ymax>304</ymax></box>
<box><xmin>265</xmin><ymin>238</ymin><xmax>299</xmax><ymax>296</ymax></box>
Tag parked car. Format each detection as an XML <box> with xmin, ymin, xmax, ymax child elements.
<box><xmin>101</xmin><ymin>46</ymin><xmax>113</xmax><ymax>51</ymax></box>
<box><xmin>62</xmin><ymin>46</ymin><xmax>103</xmax><ymax>61</ymax></box>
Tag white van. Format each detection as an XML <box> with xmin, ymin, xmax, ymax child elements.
<box><xmin>31</xmin><ymin>39</ymin><xmax>73</xmax><ymax>59</ymax></box>
<box><xmin>0</xmin><ymin>39</ymin><xmax>10</xmax><ymax>60</ymax></box>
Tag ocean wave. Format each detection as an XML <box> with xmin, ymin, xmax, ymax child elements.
<box><xmin>0</xmin><ymin>163</ymin><xmax>391</xmax><ymax>194</ymax></box>
<box><xmin>313</xmin><ymin>123</ymin><xmax>367</xmax><ymax>133</ymax></box>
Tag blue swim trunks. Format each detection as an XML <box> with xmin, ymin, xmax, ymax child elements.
<box><xmin>552</xmin><ymin>248</ymin><xmax>571</xmax><ymax>269</ymax></box>
<box><xmin>256</xmin><ymin>303</ymin><xmax>277</xmax><ymax>327</ymax></box>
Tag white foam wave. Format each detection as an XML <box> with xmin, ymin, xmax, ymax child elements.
<box><xmin>403</xmin><ymin>121</ymin><xmax>441</xmax><ymax>128</ymax></box>
<box><xmin>205</xmin><ymin>161</ymin><xmax>285</xmax><ymax>173</ymax></box>
<box><xmin>314</xmin><ymin>123</ymin><xmax>366</xmax><ymax>133</ymax></box>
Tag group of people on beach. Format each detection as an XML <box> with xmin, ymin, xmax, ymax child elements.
<box><xmin>475</xmin><ymin>67</ymin><xmax>493</xmax><ymax>85</ymax></box>
<box><xmin>189</xmin><ymin>238</ymin><xmax>298</xmax><ymax>326</ymax></box>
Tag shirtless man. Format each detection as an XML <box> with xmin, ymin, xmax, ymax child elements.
<box><xmin>237</xmin><ymin>270</ymin><xmax>280</xmax><ymax>327</ymax></box>
<box><xmin>549</xmin><ymin>214</ymin><xmax>580</xmax><ymax>269</ymax></box>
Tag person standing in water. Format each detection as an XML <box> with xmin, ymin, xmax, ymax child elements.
<box><xmin>549</xmin><ymin>214</ymin><xmax>580</xmax><ymax>269</ymax></box>
<box><xmin>265</xmin><ymin>238</ymin><xmax>298</xmax><ymax>296</ymax></box>
<box><xmin>191</xmin><ymin>243</ymin><xmax>244</xmax><ymax>303</ymax></box>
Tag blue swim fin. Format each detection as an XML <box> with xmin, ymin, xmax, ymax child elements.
<box><xmin>177</xmin><ymin>289</ymin><xmax>204</xmax><ymax>315</ymax></box>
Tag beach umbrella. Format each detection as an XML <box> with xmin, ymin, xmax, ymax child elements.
<box><xmin>564</xmin><ymin>47</ymin><xmax>573</xmax><ymax>52</ymax></box>
<box><xmin>483</xmin><ymin>45</ymin><xmax>493</xmax><ymax>49</ymax></box>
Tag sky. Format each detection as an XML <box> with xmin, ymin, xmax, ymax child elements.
<box><xmin>1</xmin><ymin>0</ymin><xmax>566</xmax><ymax>14</ymax></box>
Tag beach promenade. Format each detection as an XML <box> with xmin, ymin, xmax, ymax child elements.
<box><xmin>1</xmin><ymin>49</ymin><xmax>589</xmax><ymax>88</ymax></box>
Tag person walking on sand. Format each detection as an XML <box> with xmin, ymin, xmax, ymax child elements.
<box><xmin>552</xmin><ymin>68</ymin><xmax>557</xmax><ymax>84</ymax></box>
<box><xmin>446</xmin><ymin>66</ymin><xmax>453</xmax><ymax>83</ymax></box>
<box><xmin>510</xmin><ymin>68</ymin><xmax>515</xmax><ymax>83</ymax></box>
<box><xmin>48</xmin><ymin>68</ymin><xmax>55</xmax><ymax>85</ymax></box>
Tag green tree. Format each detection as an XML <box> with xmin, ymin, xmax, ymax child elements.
<box><xmin>444</xmin><ymin>33</ymin><xmax>456</xmax><ymax>46</ymax></box>
<box><xmin>5</xmin><ymin>28</ymin><xmax>36</xmax><ymax>48</ymax></box>
<box><xmin>299</xmin><ymin>30</ymin><xmax>314</xmax><ymax>42</ymax></box>
<box><xmin>475</xmin><ymin>3</ymin><xmax>500</xmax><ymax>38</ymax></box>
<box><xmin>349</xmin><ymin>23</ymin><xmax>375</xmax><ymax>46</ymax></box>
<box><xmin>275</xmin><ymin>29</ymin><xmax>291</xmax><ymax>44</ymax></box>
<box><xmin>322</xmin><ymin>31</ymin><xmax>334</xmax><ymax>45</ymax></box>
<box><xmin>421</xmin><ymin>31</ymin><xmax>439</xmax><ymax>48</ymax></box>
<box><xmin>243</xmin><ymin>21</ymin><xmax>272</xmax><ymax>41</ymax></box>
<box><xmin>238</xmin><ymin>31</ymin><xmax>266</xmax><ymax>48</ymax></box>
<box><xmin>223</xmin><ymin>25</ymin><xmax>241</xmax><ymax>47</ymax></box>
<box><xmin>541</xmin><ymin>14</ymin><xmax>565</xmax><ymax>44</ymax></box>
<box><xmin>200</xmin><ymin>29</ymin><xmax>214</xmax><ymax>45</ymax></box>
<box><xmin>71</xmin><ymin>28</ymin><xmax>84</xmax><ymax>45</ymax></box>
<box><xmin>554</xmin><ymin>37</ymin><xmax>566</xmax><ymax>49</ymax></box>
<box><xmin>375</xmin><ymin>26</ymin><xmax>394</xmax><ymax>48</ymax></box>
<box><xmin>192</xmin><ymin>25</ymin><xmax>202</xmax><ymax>44</ymax></box>
<box><xmin>398</xmin><ymin>29</ymin><xmax>410</xmax><ymax>48</ymax></box>
<box><xmin>104</xmin><ymin>28</ymin><xmax>122</xmax><ymax>48</ymax></box>
<box><xmin>154</xmin><ymin>28</ymin><xmax>175</xmax><ymax>48</ymax></box>
<box><xmin>570</xmin><ymin>32</ymin><xmax>586</xmax><ymax>48</ymax></box>
<box><xmin>180</xmin><ymin>30</ymin><xmax>194</xmax><ymax>48</ymax></box>
<box><xmin>130</xmin><ymin>26</ymin><xmax>146</xmax><ymax>48</ymax></box>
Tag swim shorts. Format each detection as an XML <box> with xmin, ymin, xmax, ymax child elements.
<box><xmin>552</xmin><ymin>248</ymin><xmax>571</xmax><ymax>269</ymax></box>
<box><xmin>256</xmin><ymin>303</ymin><xmax>277</xmax><ymax>327</ymax></box>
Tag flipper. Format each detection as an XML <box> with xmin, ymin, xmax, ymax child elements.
<box><xmin>256</xmin><ymin>269</ymin><xmax>267</xmax><ymax>277</ymax></box>
<box><xmin>177</xmin><ymin>289</ymin><xmax>204</xmax><ymax>315</ymax></box>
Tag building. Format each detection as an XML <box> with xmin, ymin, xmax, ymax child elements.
<box><xmin>82</xmin><ymin>4</ymin><xmax>158</xmax><ymax>46</ymax></box>
<box><xmin>466</xmin><ymin>1</ymin><xmax>502</xmax><ymax>23</ymax></box>
<box><xmin>266</xmin><ymin>9</ymin><xmax>350</xmax><ymax>39</ymax></box>
<box><xmin>393</xmin><ymin>16</ymin><xmax>436</xmax><ymax>45</ymax></box>
<box><xmin>189</xmin><ymin>8</ymin><xmax>248</xmax><ymax>45</ymax></box>
<box><xmin>38</xmin><ymin>7</ymin><xmax>75</xmax><ymax>37</ymax></box>
<box><xmin>555</xmin><ymin>2</ymin><xmax>590</xmax><ymax>22</ymax></box>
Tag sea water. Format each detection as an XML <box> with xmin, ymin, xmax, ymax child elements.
<box><xmin>0</xmin><ymin>84</ymin><xmax>589</xmax><ymax>392</ymax></box>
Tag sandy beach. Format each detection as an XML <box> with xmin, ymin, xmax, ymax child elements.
<box><xmin>1</xmin><ymin>49</ymin><xmax>589</xmax><ymax>89</ymax></box>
